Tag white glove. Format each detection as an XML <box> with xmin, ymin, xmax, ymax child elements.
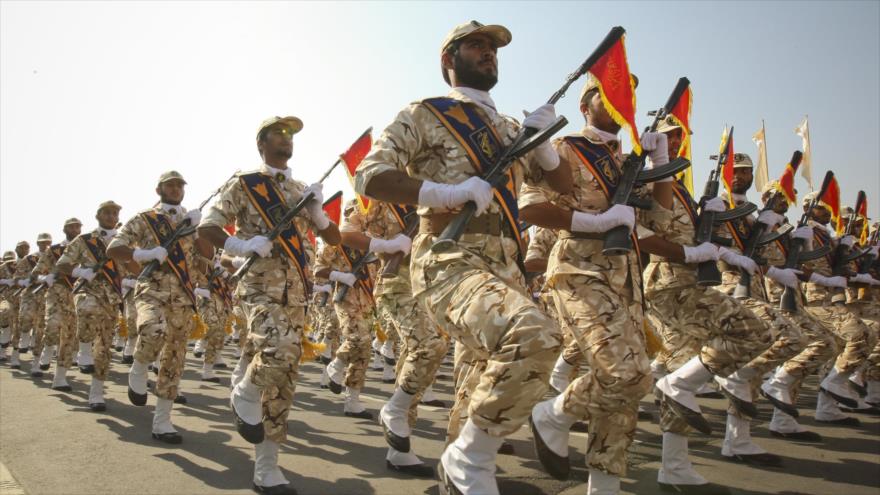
<box><xmin>224</xmin><ymin>235</ymin><xmax>273</xmax><ymax>258</ymax></box>
<box><xmin>640</xmin><ymin>132</ymin><xmax>670</xmax><ymax>168</ymax></box>
<box><xmin>329</xmin><ymin>270</ymin><xmax>356</xmax><ymax>287</ymax></box>
<box><xmin>121</xmin><ymin>278</ymin><xmax>137</xmax><ymax>289</ymax></box>
<box><xmin>303</xmin><ymin>183</ymin><xmax>330</xmax><ymax>230</ymax></box>
<box><xmin>72</xmin><ymin>267</ymin><xmax>96</xmax><ymax>281</ymax></box>
<box><xmin>850</xmin><ymin>273</ymin><xmax>880</xmax><ymax>286</ymax></box>
<box><xmin>42</xmin><ymin>274</ymin><xmax>56</xmax><ymax>287</ymax></box>
<box><xmin>183</xmin><ymin>209</ymin><xmax>202</xmax><ymax>226</ymax></box>
<box><xmin>718</xmin><ymin>247</ymin><xmax>758</xmax><ymax>275</ymax></box>
<box><xmin>702</xmin><ymin>197</ymin><xmax>727</xmax><ymax>213</ymax></box>
<box><xmin>231</xmin><ymin>256</ymin><xmax>247</xmax><ymax>269</ymax></box>
<box><xmin>194</xmin><ymin>288</ymin><xmax>211</xmax><ymax>299</ymax></box>
<box><xmin>17</xmin><ymin>279</ymin><xmax>29</xmax><ymax>287</ymax></box>
<box><xmin>839</xmin><ymin>235</ymin><xmax>856</xmax><ymax>248</ymax></box>
<box><xmin>683</xmin><ymin>242</ymin><xmax>720</xmax><ymax>264</ymax></box>
<box><xmin>791</xmin><ymin>226</ymin><xmax>814</xmax><ymax>250</ymax></box>
<box><xmin>369</xmin><ymin>234</ymin><xmax>412</xmax><ymax>255</ymax></box>
<box><xmin>570</xmin><ymin>204</ymin><xmax>635</xmax><ymax>233</ymax></box>
<box><xmin>766</xmin><ymin>266</ymin><xmax>802</xmax><ymax>289</ymax></box>
<box><xmin>870</xmin><ymin>245</ymin><xmax>880</xmax><ymax>257</ymax></box>
<box><xmin>132</xmin><ymin>246</ymin><xmax>168</xmax><ymax>264</ymax></box>
<box><xmin>757</xmin><ymin>210</ymin><xmax>785</xmax><ymax>228</ymax></box>
<box><xmin>522</xmin><ymin>104</ymin><xmax>560</xmax><ymax>171</ymax></box>
<box><xmin>0</xmin><ymin>278</ymin><xmax>12</xmax><ymax>286</ymax></box>
<box><xmin>418</xmin><ymin>177</ymin><xmax>494</xmax><ymax>216</ymax></box>
<box><xmin>312</xmin><ymin>283</ymin><xmax>332</xmax><ymax>293</ymax></box>
<box><xmin>809</xmin><ymin>273</ymin><xmax>847</xmax><ymax>289</ymax></box>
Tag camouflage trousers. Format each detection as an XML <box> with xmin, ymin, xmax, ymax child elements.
<box><xmin>415</xmin><ymin>263</ymin><xmax>562</xmax><ymax>438</ymax></box>
<box><xmin>376</xmin><ymin>289</ymin><xmax>448</xmax><ymax>427</ymax></box>
<box><xmin>2</xmin><ymin>297</ymin><xmax>20</xmax><ymax>347</ymax></box>
<box><xmin>550</xmin><ymin>273</ymin><xmax>652</xmax><ymax>476</ymax></box>
<box><xmin>333</xmin><ymin>287</ymin><xmax>374</xmax><ymax>390</ymax></box>
<box><xmin>447</xmin><ymin>341</ymin><xmax>486</xmax><ymax>444</ymax></box>
<box><xmin>847</xmin><ymin>302</ymin><xmax>880</xmax><ymax>381</ymax></box>
<box><xmin>44</xmin><ymin>285</ymin><xmax>76</xmax><ymax>366</ymax></box>
<box><xmin>198</xmin><ymin>293</ymin><xmax>228</xmax><ymax>365</ymax></box>
<box><xmin>133</xmin><ymin>276</ymin><xmax>194</xmax><ymax>400</ymax></box>
<box><xmin>649</xmin><ymin>285</ymin><xmax>771</xmax><ymax>434</ymax></box>
<box><xmin>232</xmin><ymin>303</ymin><xmax>248</xmax><ymax>352</ymax></box>
<box><xmin>17</xmin><ymin>292</ymin><xmax>45</xmax><ymax>352</ymax></box>
<box><xmin>73</xmin><ymin>293</ymin><xmax>117</xmax><ymax>381</ymax></box>
<box><xmin>238</xmin><ymin>297</ymin><xmax>304</xmax><ymax>443</ymax></box>
<box><xmin>804</xmin><ymin>303</ymin><xmax>871</xmax><ymax>375</ymax></box>
<box><xmin>311</xmin><ymin>302</ymin><xmax>340</xmax><ymax>357</ymax></box>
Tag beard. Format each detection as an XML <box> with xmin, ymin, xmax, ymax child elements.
<box><xmin>159</xmin><ymin>194</ymin><xmax>182</xmax><ymax>206</ymax></box>
<box><xmin>452</xmin><ymin>52</ymin><xmax>497</xmax><ymax>91</ymax></box>
<box><xmin>732</xmin><ymin>178</ymin><xmax>753</xmax><ymax>195</ymax></box>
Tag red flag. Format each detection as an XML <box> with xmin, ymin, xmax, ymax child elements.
<box><xmin>818</xmin><ymin>172</ymin><xmax>842</xmax><ymax>235</ymax></box>
<box><xmin>308</xmin><ymin>191</ymin><xmax>344</xmax><ymax>246</ymax></box>
<box><xmin>719</xmin><ymin>127</ymin><xmax>735</xmax><ymax>206</ymax></box>
<box><xmin>776</xmin><ymin>150</ymin><xmax>802</xmax><ymax>205</ymax></box>
<box><xmin>668</xmin><ymin>84</ymin><xmax>693</xmax><ymax>194</ymax></box>
<box><xmin>341</xmin><ymin>127</ymin><xmax>373</xmax><ymax>212</ymax></box>
<box><xmin>223</xmin><ymin>223</ymin><xmax>236</xmax><ymax>236</ymax></box>
<box><xmin>854</xmin><ymin>191</ymin><xmax>868</xmax><ymax>244</ymax></box>
<box><xmin>587</xmin><ymin>31</ymin><xmax>641</xmax><ymax>154</ymax></box>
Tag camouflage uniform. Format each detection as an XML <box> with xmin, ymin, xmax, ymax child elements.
<box><xmin>309</xmin><ymin>283</ymin><xmax>340</xmax><ymax>357</ymax></box>
<box><xmin>57</xmin><ymin>229</ymin><xmax>122</xmax><ymax>381</ymax></box>
<box><xmin>109</xmin><ymin>207</ymin><xmax>197</xmax><ymax>400</ymax></box>
<box><xmin>195</xmin><ymin>260</ymin><xmax>232</xmax><ymax>368</ymax></box>
<box><xmin>201</xmin><ymin>166</ymin><xmax>326</xmax><ymax>442</ymax></box>
<box><xmin>0</xmin><ymin>258</ymin><xmax>19</xmax><ymax>355</ymax></box>
<box><xmin>519</xmin><ymin>128</ymin><xmax>653</xmax><ymax>476</ymax></box>
<box><xmin>355</xmin><ymin>88</ymin><xmax>563</xmax><ymax>438</ymax></box>
<box><xmin>14</xmin><ymin>253</ymin><xmax>43</xmax><ymax>351</ymax></box>
<box><xmin>34</xmin><ymin>243</ymin><xmax>78</xmax><ymax>366</ymax></box>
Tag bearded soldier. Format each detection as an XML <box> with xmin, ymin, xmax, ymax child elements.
<box><xmin>355</xmin><ymin>21</ymin><xmax>571</xmax><ymax>495</ymax></box>
<box><xmin>199</xmin><ymin>115</ymin><xmax>340</xmax><ymax>495</ymax></box>
<box><xmin>20</xmin><ymin>233</ymin><xmax>52</xmax><ymax>375</ymax></box>
<box><xmin>55</xmin><ymin>201</ymin><xmax>124</xmax><ymax>410</ymax></box>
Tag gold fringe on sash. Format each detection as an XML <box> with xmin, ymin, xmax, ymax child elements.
<box><xmin>189</xmin><ymin>314</ymin><xmax>207</xmax><ymax>340</ymax></box>
<box><xmin>117</xmin><ymin>314</ymin><xmax>128</xmax><ymax>338</ymax></box>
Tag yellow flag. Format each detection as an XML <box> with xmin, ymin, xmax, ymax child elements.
<box><xmin>752</xmin><ymin>121</ymin><xmax>769</xmax><ymax>194</ymax></box>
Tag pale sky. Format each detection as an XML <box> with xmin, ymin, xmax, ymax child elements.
<box><xmin>2</xmin><ymin>1</ymin><xmax>878</xmax><ymax>248</ymax></box>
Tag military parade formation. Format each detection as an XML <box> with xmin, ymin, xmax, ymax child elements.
<box><xmin>1</xmin><ymin>20</ymin><xmax>879</xmax><ymax>495</ymax></box>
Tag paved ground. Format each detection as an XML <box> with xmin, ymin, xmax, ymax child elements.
<box><xmin>1</xmin><ymin>345</ymin><xmax>878</xmax><ymax>495</ymax></box>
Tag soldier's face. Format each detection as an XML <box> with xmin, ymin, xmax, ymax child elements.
<box><xmin>63</xmin><ymin>224</ymin><xmax>81</xmax><ymax>240</ymax></box>
<box><xmin>582</xmin><ymin>91</ymin><xmax>620</xmax><ymax>134</ymax></box>
<box><xmin>37</xmin><ymin>241</ymin><xmax>51</xmax><ymax>252</ymax></box>
<box><xmin>259</xmin><ymin>126</ymin><xmax>294</xmax><ymax>161</ymax></box>
<box><xmin>809</xmin><ymin>205</ymin><xmax>831</xmax><ymax>225</ymax></box>
<box><xmin>732</xmin><ymin>168</ymin><xmax>753</xmax><ymax>194</ymax></box>
<box><xmin>664</xmin><ymin>128</ymin><xmax>683</xmax><ymax>158</ymax></box>
<box><xmin>157</xmin><ymin>179</ymin><xmax>185</xmax><ymax>205</ymax></box>
<box><xmin>96</xmin><ymin>208</ymin><xmax>120</xmax><ymax>229</ymax></box>
<box><xmin>448</xmin><ymin>34</ymin><xmax>498</xmax><ymax>91</ymax></box>
<box><xmin>15</xmin><ymin>245</ymin><xmax>29</xmax><ymax>258</ymax></box>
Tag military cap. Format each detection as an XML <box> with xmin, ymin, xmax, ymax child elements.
<box><xmin>733</xmin><ymin>153</ymin><xmax>753</xmax><ymax>169</ymax></box>
<box><xmin>440</xmin><ymin>20</ymin><xmax>511</xmax><ymax>55</ymax></box>
<box><xmin>64</xmin><ymin>217</ymin><xmax>82</xmax><ymax>227</ymax></box>
<box><xmin>16</xmin><ymin>241</ymin><xmax>29</xmax><ymax>248</ymax></box>
<box><xmin>36</xmin><ymin>233</ymin><xmax>52</xmax><ymax>242</ymax></box>
<box><xmin>802</xmin><ymin>190</ymin><xmax>821</xmax><ymax>207</ymax></box>
<box><xmin>762</xmin><ymin>180</ymin><xmax>780</xmax><ymax>195</ymax></box>
<box><xmin>842</xmin><ymin>206</ymin><xmax>855</xmax><ymax>216</ymax></box>
<box><xmin>2</xmin><ymin>251</ymin><xmax>14</xmax><ymax>261</ymax></box>
<box><xmin>256</xmin><ymin>116</ymin><xmax>303</xmax><ymax>140</ymax></box>
<box><xmin>579</xmin><ymin>73</ymin><xmax>639</xmax><ymax>105</ymax></box>
<box><xmin>656</xmin><ymin>115</ymin><xmax>693</xmax><ymax>135</ymax></box>
<box><xmin>158</xmin><ymin>170</ymin><xmax>187</xmax><ymax>186</ymax></box>
<box><xmin>97</xmin><ymin>200</ymin><xmax>122</xmax><ymax>213</ymax></box>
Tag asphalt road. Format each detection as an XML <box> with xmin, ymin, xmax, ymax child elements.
<box><xmin>1</xmin><ymin>345</ymin><xmax>878</xmax><ymax>495</ymax></box>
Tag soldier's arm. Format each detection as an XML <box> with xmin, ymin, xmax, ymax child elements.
<box><xmin>339</xmin><ymin>201</ymin><xmax>372</xmax><ymax>251</ymax></box>
<box><xmin>638</xmin><ymin>235</ymin><xmax>685</xmax><ymax>262</ymax></box>
<box><xmin>520</xmin><ymin>202</ymin><xmax>573</xmax><ymax>230</ymax></box>
<box><xmin>357</xmin><ymin>106</ymin><xmax>423</xmax><ymax>205</ymax></box>
<box><xmin>107</xmin><ymin>216</ymin><xmax>144</xmax><ymax>273</ymax></box>
<box><xmin>198</xmin><ymin>179</ymin><xmax>242</xmax><ymax>251</ymax></box>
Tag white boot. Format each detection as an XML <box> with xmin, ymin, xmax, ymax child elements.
<box><xmin>202</xmin><ymin>362</ymin><xmax>217</xmax><ymax>382</ymax></box>
<box><xmin>254</xmin><ymin>439</ymin><xmax>289</xmax><ymax>488</ymax></box>
<box><xmin>761</xmin><ymin>366</ymin><xmax>797</xmax><ymax>406</ymax></box>
<box><xmin>320</xmin><ymin>337</ymin><xmax>332</xmax><ymax>361</ymax></box>
<box><xmin>380</xmin><ymin>339</ymin><xmax>396</xmax><ymax>362</ymax></box>
<box><xmin>549</xmin><ymin>355</ymin><xmax>574</xmax><ymax>393</ymax></box>
<box><xmin>370</xmin><ymin>352</ymin><xmax>383</xmax><ymax>371</ymax></box>
<box><xmin>123</xmin><ymin>335</ymin><xmax>136</xmax><ymax>357</ymax></box>
<box><xmin>421</xmin><ymin>382</ymin><xmax>440</xmax><ymax>405</ymax></box>
<box><xmin>820</xmin><ymin>367</ymin><xmax>858</xmax><ymax>405</ymax></box>
<box><xmin>18</xmin><ymin>332</ymin><xmax>31</xmax><ymax>351</ymax></box>
<box><xmin>865</xmin><ymin>380</ymin><xmax>880</xmax><ymax>406</ymax></box>
<box><xmin>380</xmin><ymin>387</ymin><xmax>414</xmax><ymax>448</ymax></box>
<box><xmin>0</xmin><ymin>326</ymin><xmax>11</xmax><ymax>347</ymax></box>
<box><xmin>655</xmin><ymin>356</ymin><xmax>713</xmax><ymax>413</ymax></box>
<box><xmin>344</xmin><ymin>388</ymin><xmax>367</xmax><ymax>414</ymax></box>
<box><xmin>657</xmin><ymin>432</ymin><xmax>708</xmax><ymax>486</ymax></box>
<box><xmin>319</xmin><ymin>366</ymin><xmax>330</xmax><ymax>388</ymax></box>
<box><xmin>193</xmin><ymin>339</ymin><xmax>206</xmax><ymax>356</ymax></box>
<box><xmin>714</xmin><ymin>367</ymin><xmax>755</xmax><ymax>404</ymax></box>
<box><xmin>30</xmin><ymin>353</ymin><xmax>42</xmax><ymax>375</ymax></box>
<box><xmin>9</xmin><ymin>349</ymin><xmax>20</xmax><ymax>368</ymax></box>
<box><xmin>326</xmin><ymin>357</ymin><xmax>345</xmax><ymax>387</ymax></box>
<box><xmin>52</xmin><ymin>366</ymin><xmax>70</xmax><ymax>389</ymax></box>
<box><xmin>129</xmin><ymin>359</ymin><xmax>149</xmax><ymax>395</ymax></box>
<box><xmin>233</xmin><ymin>345</ymin><xmax>242</xmax><ymax>358</ymax></box>
<box><xmin>382</xmin><ymin>362</ymin><xmax>396</xmax><ymax>383</ymax></box>
<box><xmin>39</xmin><ymin>346</ymin><xmax>54</xmax><ymax>367</ymax></box>
<box><xmin>439</xmin><ymin>419</ymin><xmax>504</xmax><ymax>495</ymax></box>
<box><xmin>214</xmin><ymin>354</ymin><xmax>227</xmax><ymax>368</ymax></box>
<box><xmin>231</xmin><ymin>377</ymin><xmax>264</xmax><ymax>426</ymax></box>
<box><xmin>587</xmin><ymin>469</ymin><xmax>620</xmax><ymax>495</ymax></box>
<box><xmin>530</xmin><ymin>394</ymin><xmax>577</xmax><ymax>458</ymax></box>
<box><xmin>89</xmin><ymin>378</ymin><xmax>105</xmax><ymax>405</ymax></box>
<box><xmin>815</xmin><ymin>389</ymin><xmax>848</xmax><ymax>421</ymax></box>
<box><xmin>230</xmin><ymin>355</ymin><xmax>252</xmax><ymax>390</ymax></box>
<box><xmin>152</xmin><ymin>398</ymin><xmax>177</xmax><ymax>434</ymax></box>
<box><xmin>769</xmin><ymin>407</ymin><xmax>807</xmax><ymax>434</ymax></box>
<box><xmin>387</xmin><ymin>447</ymin><xmax>424</xmax><ymax>466</ymax></box>
<box><xmin>77</xmin><ymin>342</ymin><xmax>94</xmax><ymax>367</ymax></box>
<box><xmin>721</xmin><ymin>414</ymin><xmax>765</xmax><ymax>456</ymax></box>
<box><xmin>650</xmin><ymin>358</ymin><xmax>668</xmax><ymax>381</ymax></box>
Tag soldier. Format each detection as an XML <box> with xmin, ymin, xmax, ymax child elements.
<box><xmin>338</xmin><ymin>197</ymin><xmax>447</xmax><ymax>477</ymax></box>
<box><xmin>0</xmin><ymin>251</ymin><xmax>19</xmax><ymax>361</ymax></box>
<box><xmin>195</xmin><ymin>253</ymin><xmax>233</xmax><ymax>383</ymax></box>
<box><xmin>199</xmin><ymin>115</ymin><xmax>341</xmax><ymax>495</ymax></box>
<box><xmin>9</xmin><ymin>240</ymin><xmax>37</xmax><ymax>365</ymax></box>
<box><xmin>309</xmin><ymin>273</ymin><xmax>339</xmax><ymax>387</ymax></box>
<box><xmin>106</xmin><ymin>171</ymin><xmax>208</xmax><ymax>442</ymax></box>
<box><xmin>55</xmin><ymin>201</ymin><xmax>123</xmax><ymax>410</ymax></box>
<box><xmin>20</xmin><ymin>233</ymin><xmax>53</xmax><ymax>375</ymax></box>
<box><xmin>313</xmin><ymin>223</ymin><xmax>376</xmax><ymax>420</ymax></box>
<box><xmin>519</xmin><ymin>75</ymin><xmax>662</xmax><ymax>492</ymax></box>
<box><xmin>119</xmin><ymin>269</ymin><xmax>139</xmax><ymax>365</ymax></box>
<box><xmin>33</xmin><ymin>218</ymin><xmax>83</xmax><ymax>384</ymax></box>
<box><xmin>355</xmin><ymin>21</ymin><xmax>570</xmax><ymax>494</ymax></box>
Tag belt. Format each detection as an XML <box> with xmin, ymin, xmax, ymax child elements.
<box><xmin>560</xmin><ymin>230</ymin><xmax>605</xmax><ymax>241</ymax></box>
<box><xmin>419</xmin><ymin>213</ymin><xmax>506</xmax><ymax>237</ymax></box>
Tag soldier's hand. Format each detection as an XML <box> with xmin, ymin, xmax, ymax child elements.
<box><xmin>224</xmin><ymin>236</ymin><xmax>273</xmax><ymax>258</ymax></box>
<box><xmin>121</xmin><ymin>278</ymin><xmax>137</xmax><ymax>289</ymax></box>
<box><xmin>718</xmin><ymin>247</ymin><xmax>758</xmax><ymax>275</ymax></box>
<box><xmin>194</xmin><ymin>288</ymin><xmax>211</xmax><ymax>299</ymax></box>
<box><xmin>42</xmin><ymin>274</ymin><xmax>56</xmax><ymax>287</ymax></box>
<box><xmin>246</xmin><ymin>236</ymin><xmax>274</xmax><ymax>258</ymax></box>
<box><xmin>183</xmin><ymin>209</ymin><xmax>202</xmax><ymax>226</ymax></box>
<box><xmin>369</xmin><ymin>234</ymin><xmax>412</xmax><ymax>255</ymax></box>
<box><xmin>303</xmin><ymin>183</ymin><xmax>330</xmax><ymax>230</ymax></box>
<box><xmin>849</xmin><ymin>273</ymin><xmax>880</xmax><ymax>286</ymax></box>
<box><xmin>329</xmin><ymin>270</ymin><xmax>356</xmax><ymax>287</ymax></box>
<box><xmin>641</xmin><ymin>132</ymin><xmax>670</xmax><ymax>167</ymax></box>
<box><xmin>702</xmin><ymin>197</ymin><xmax>727</xmax><ymax>213</ymax></box>
<box><xmin>809</xmin><ymin>272</ymin><xmax>846</xmax><ymax>289</ymax></box>
<box><xmin>839</xmin><ymin>235</ymin><xmax>856</xmax><ymax>248</ymax></box>
<box><xmin>312</xmin><ymin>283</ymin><xmax>332</xmax><ymax>293</ymax></box>
<box><xmin>0</xmin><ymin>278</ymin><xmax>12</xmax><ymax>286</ymax></box>
<box><xmin>132</xmin><ymin>246</ymin><xmax>168</xmax><ymax>264</ymax></box>
<box><xmin>17</xmin><ymin>279</ymin><xmax>29</xmax><ymax>287</ymax></box>
<box><xmin>683</xmin><ymin>242</ymin><xmax>719</xmax><ymax>264</ymax></box>
<box><xmin>522</xmin><ymin>105</ymin><xmax>561</xmax><ymax>171</ymax></box>
<box><xmin>766</xmin><ymin>266</ymin><xmax>802</xmax><ymax>289</ymax></box>
<box><xmin>418</xmin><ymin>177</ymin><xmax>494</xmax><ymax>216</ymax></box>
<box><xmin>571</xmin><ymin>204</ymin><xmax>635</xmax><ymax>233</ymax></box>
<box><xmin>757</xmin><ymin>210</ymin><xmax>785</xmax><ymax>228</ymax></box>
<box><xmin>72</xmin><ymin>267</ymin><xmax>96</xmax><ymax>282</ymax></box>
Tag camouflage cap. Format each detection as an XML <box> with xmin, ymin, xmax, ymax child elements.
<box><xmin>97</xmin><ymin>200</ymin><xmax>122</xmax><ymax>213</ymax></box>
<box><xmin>733</xmin><ymin>153</ymin><xmax>753</xmax><ymax>169</ymax></box>
<box><xmin>158</xmin><ymin>170</ymin><xmax>187</xmax><ymax>185</ymax></box>
<box><xmin>802</xmin><ymin>190</ymin><xmax>821</xmax><ymax>207</ymax></box>
<box><xmin>256</xmin><ymin>116</ymin><xmax>303</xmax><ymax>140</ymax></box>
<box><xmin>440</xmin><ymin>20</ymin><xmax>511</xmax><ymax>55</ymax></box>
<box><xmin>842</xmin><ymin>206</ymin><xmax>855</xmax><ymax>216</ymax></box>
<box><xmin>64</xmin><ymin>217</ymin><xmax>82</xmax><ymax>227</ymax></box>
<box><xmin>2</xmin><ymin>251</ymin><xmax>14</xmax><ymax>261</ymax></box>
<box><xmin>579</xmin><ymin>73</ymin><xmax>639</xmax><ymax>105</ymax></box>
<box><xmin>36</xmin><ymin>233</ymin><xmax>52</xmax><ymax>242</ymax></box>
<box><xmin>656</xmin><ymin>115</ymin><xmax>693</xmax><ymax>135</ymax></box>
<box><xmin>15</xmin><ymin>241</ymin><xmax>29</xmax><ymax>248</ymax></box>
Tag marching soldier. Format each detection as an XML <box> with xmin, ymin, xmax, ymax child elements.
<box><xmin>21</xmin><ymin>233</ymin><xmax>52</xmax><ymax>375</ymax></box>
<box><xmin>355</xmin><ymin>21</ymin><xmax>571</xmax><ymax>494</ymax></box>
<box><xmin>195</xmin><ymin>252</ymin><xmax>233</xmax><ymax>383</ymax></box>
<box><xmin>34</xmin><ymin>219</ymin><xmax>82</xmax><ymax>384</ymax></box>
<box><xmin>55</xmin><ymin>201</ymin><xmax>124</xmax><ymax>409</ymax></box>
<box><xmin>199</xmin><ymin>115</ymin><xmax>341</xmax><ymax>495</ymax></box>
<box><xmin>107</xmin><ymin>171</ymin><xmax>208</xmax><ymax>442</ymax></box>
<box><xmin>0</xmin><ymin>251</ymin><xmax>19</xmax><ymax>361</ymax></box>
<box><xmin>9</xmin><ymin>240</ymin><xmax>36</xmax><ymax>365</ymax></box>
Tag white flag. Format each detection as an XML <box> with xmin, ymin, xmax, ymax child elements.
<box><xmin>794</xmin><ymin>116</ymin><xmax>813</xmax><ymax>191</ymax></box>
<box><xmin>752</xmin><ymin>122</ymin><xmax>769</xmax><ymax>194</ymax></box>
